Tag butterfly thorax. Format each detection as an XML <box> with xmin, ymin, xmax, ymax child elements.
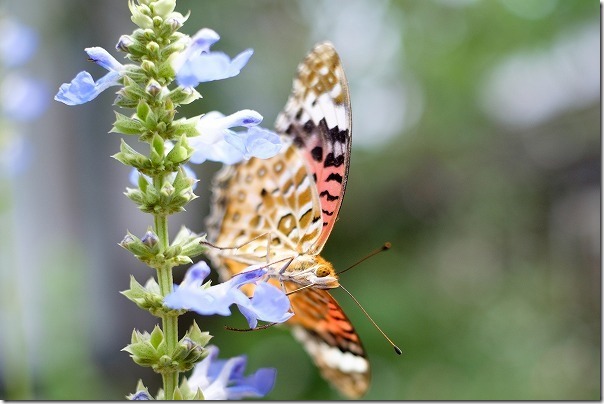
<box><xmin>276</xmin><ymin>254</ymin><xmax>340</xmax><ymax>290</ymax></box>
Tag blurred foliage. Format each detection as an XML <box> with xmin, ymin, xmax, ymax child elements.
<box><xmin>0</xmin><ymin>0</ymin><xmax>599</xmax><ymax>400</ymax></box>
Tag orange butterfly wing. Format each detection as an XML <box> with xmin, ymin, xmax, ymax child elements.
<box><xmin>285</xmin><ymin>282</ymin><xmax>370</xmax><ymax>398</ymax></box>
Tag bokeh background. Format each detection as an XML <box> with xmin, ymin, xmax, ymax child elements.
<box><xmin>0</xmin><ymin>0</ymin><xmax>599</xmax><ymax>400</ymax></box>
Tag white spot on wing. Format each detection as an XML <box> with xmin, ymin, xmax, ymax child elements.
<box><xmin>317</xmin><ymin>93</ymin><xmax>338</xmax><ymax>128</ymax></box>
<box><xmin>292</xmin><ymin>326</ymin><xmax>369</xmax><ymax>373</ymax></box>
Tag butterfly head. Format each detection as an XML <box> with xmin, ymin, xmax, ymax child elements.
<box><xmin>280</xmin><ymin>254</ymin><xmax>340</xmax><ymax>289</ymax></box>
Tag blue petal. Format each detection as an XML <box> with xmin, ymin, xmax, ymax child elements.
<box><xmin>164</xmin><ymin>287</ymin><xmax>237</xmax><ymax>316</ymax></box>
<box><xmin>226</xmin><ymin>367</ymin><xmax>277</xmax><ymax>400</ymax></box>
<box><xmin>176</xmin><ymin>48</ymin><xmax>253</xmax><ymax>87</ymax></box>
<box><xmin>228</xmin><ymin>49</ymin><xmax>254</xmax><ymax>77</ymax></box>
<box><xmin>224</xmin><ymin>126</ymin><xmax>282</xmax><ymax>160</ymax></box>
<box><xmin>55</xmin><ymin>70</ymin><xmax>121</xmax><ymax>105</ymax></box>
<box><xmin>237</xmin><ymin>282</ymin><xmax>293</xmax><ymax>329</ymax></box>
<box><xmin>180</xmin><ymin>261</ymin><xmax>211</xmax><ymax>288</ymax></box>
<box><xmin>189</xmin><ymin>138</ymin><xmax>245</xmax><ymax>165</ymax></box>
<box><xmin>164</xmin><ymin>266</ymin><xmax>266</xmax><ymax>317</ymax></box>
<box><xmin>85</xmin><ymin>47</ymin><xmax>123</xmax><ymax>72</ymax></box>
<box><xmin>188</xmin><ymin>28</ymin><xmax>220</xmax><ymax>54</ymax></box>
<box><xmin>130</xmin><ymin>390</ymin><xmax>153</xmax><ymax>400</ymax></box>
<box><xmin>220</xmin><ymin>109</ymin><xmax>263</xmax><ymax>128</ymax></box>
<box><xmin>187</xmin><ymin>345</ymin><xmax>277</xmax><ymax>400</ymax></box>
<box><xmin>196</xmin><ymin>109</ymin><xmax>262</xmax><ymax>143</ymax></box>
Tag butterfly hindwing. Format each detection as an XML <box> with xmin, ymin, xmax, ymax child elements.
<box><xmin>286</xmin><ymin>282</ymin><xmax>369</xmax><ymax>399</ymax></box>
<box><xmin>275</xmin><ymin>42</ymin><xmax>352</xmax><ymax>254</ymax></box>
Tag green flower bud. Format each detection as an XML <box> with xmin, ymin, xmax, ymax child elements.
<box><xmin>123</xmin><ymin>329</ymin><xmax>163</xmax><ymax>367</ymax></box>
<box><xmin>146</xmin><ymin>40</ymin><xmax>161</xmax><ymax>58</ymax></box>
<box><xmin>127</xmin><ymin>381</ymin><xmax>154</xmax><ymax>400</ymax></box>
<box><xmin>165</xmin><ymin>136</ymin><xmax>191</xmax><ymax>165</ymax></box>
<box><xmin>152</xmin><ymin>0</ymin><xmax>176</xmax><ymax>18</ymax></box>
<box><xmin>165</xmin><ymin>15</ymin><xmax>183</xmax><ymax>32</ymax></box>
<box><xmin>145</xmin><ymin>79</ymin><xmax>163</xmax><ymax>98</ymax></box>
<box><xmin>129</xmin><ymin>2</ymin><xmax>154</xmax><ymax>29</ymax></box>
<box><xmin>141</xmin><ymin>229</ymin><xmax>159</xmax><ymax>248</ymax></box>
<box><xmin>152</xmin><ymin>16</ymin><xmax>163</xmax><ymax>28</ymax></box>
<box><xmin>141</xmin><ymin>60</ymin><xmax>156</xmax><ymax>75</ymax></box>
<box><xmin>116</xmin><ymin>35</ymin><xmax>135</xmax><ymax>53</ymax></box>
<box><xmin>119</xmin><ymin>231</ymin><xmax>153</xmax><ymax>258</ymax></box>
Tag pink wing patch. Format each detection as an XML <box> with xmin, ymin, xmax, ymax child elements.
<box><xmin>275</xmin><ymin>42</ymin><xmax>352</xmax><ymax>254</ymax></box>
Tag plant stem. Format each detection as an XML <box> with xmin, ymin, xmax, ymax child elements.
<box><xmin>154</xmin><ymin>177</ymin><xmax>179</xmax><ymax>400</ymax></box>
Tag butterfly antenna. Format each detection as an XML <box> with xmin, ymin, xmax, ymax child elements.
<box><xmin>225</xmin><ymin>322</ymin><xmax>278</xmax><ymax>332</ymax></box>
<box><xmin>339</xmin><ymin>284</ymin><xmax>402</xmax><ymax>355</ymax></box>
<box><xmin>336</xmin><ymin>242</ymin><xmax>391</xmax><ymax>276</ymax></box>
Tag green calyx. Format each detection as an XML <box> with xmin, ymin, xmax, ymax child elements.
<box><xmin>123</xmin><ymin>322</ymin><xmax>211</xmax><ymax>374</ymax></box>
<box><xmin>119</xmin><ymin>227</ymin><xmax>206</xmax><ymax>269</ymax></box>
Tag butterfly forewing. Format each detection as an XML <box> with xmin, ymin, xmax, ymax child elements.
<box><xmin>206</xmin><ymin>43</ymin><xmax>367</xmax><ymax>398</ymax></box>
<box><xmin>275</xmin><ymin>42</ymin><xmax>352</xmax><ymax>254</ymax></box>
<box><xmin>206</xmin><ymin>139</ymin><xmax>324</xmax><ymax>269</ymax></box>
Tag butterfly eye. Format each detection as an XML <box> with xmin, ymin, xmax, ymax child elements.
<box><xmin>315</xmin><ymin>266</ymin><xmax>330</xmax><ymax>278</ymax></box>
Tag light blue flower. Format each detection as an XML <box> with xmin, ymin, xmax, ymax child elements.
<box><xmin>0</xmin><ymin>136</ymin><xmax>32</xmax><ymax>177</ymax></box>
<box><xmin>129</xmin><ymin>390</ymin><xmax>153</xmax><ymax>400</ymax></box>
<box><xmin>174</xmin><ymin>28</ymin><xmax>253</xmax><ymax>87</ymax></box>
<box><xmin>237</xmin><ymin>281</ymin><xmax>293</xmax><ymax>329</ymax></box>
<box><xmin>189</xmin><ymin>110</ymin><xmax>282</xmax><ymax>165</ymax></box>
<box><xmin>164</xmin><ymin>262</ymin><xmax>292</xmax><ymax>328</ymax></box>
<box><xmin>1</xmin><ymin>73</ymin><xmax>48</xmax><ymax>121</ymax></box>
<box><xmin>187</xmin><ymin>345</ymin><xmax>276</xmax><ymax>400</ymax></box>
<box><xmin>55</xmin><ymin>47</ymin><xmax>124</xmax><ymax>105</ymax></box>
<box><xmin>196</xmin><ymin>110</ymin><xmax>263</xmax><ymax>144</ymax></box>
<box><xmin>225</xmin><ymin>126</ymin><xmax>282</xmax><ymax>160</ymax></box>
<box><xmin>0</xmin><ymin>19</ymin><xmax>38</xmax><ymax>68</ymax></box>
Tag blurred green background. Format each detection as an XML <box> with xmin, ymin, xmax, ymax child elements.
<box><xmin>0</xmin><ymin>0</ymin><xmax>599</xmax><ymax>400</ymax></box>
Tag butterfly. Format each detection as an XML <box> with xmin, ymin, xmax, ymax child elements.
<box><xmin>206</xmin><ymin>42</ymin><xmax>368</xmax><ymax>398</ymax></box>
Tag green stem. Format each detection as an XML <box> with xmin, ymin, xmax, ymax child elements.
<box><xmin>154</xmin><ymin>177</ymin><xmax>179</xmax><ymax>400</ymax></box>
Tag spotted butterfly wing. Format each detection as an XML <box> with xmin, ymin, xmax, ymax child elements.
<box><xmin>285</xmin><ymin>283</ymin><xmax>369</xmax><ymax>398</ymax></box>
<box><xmin>274</xmin><ymin>42</ymin><xmax>352</xmax><ymax>254</ymax></box>
<box><xmin>206</xmin><ymin>42</ymin><xmax>368</xmax><ymax>398</ymax></box>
